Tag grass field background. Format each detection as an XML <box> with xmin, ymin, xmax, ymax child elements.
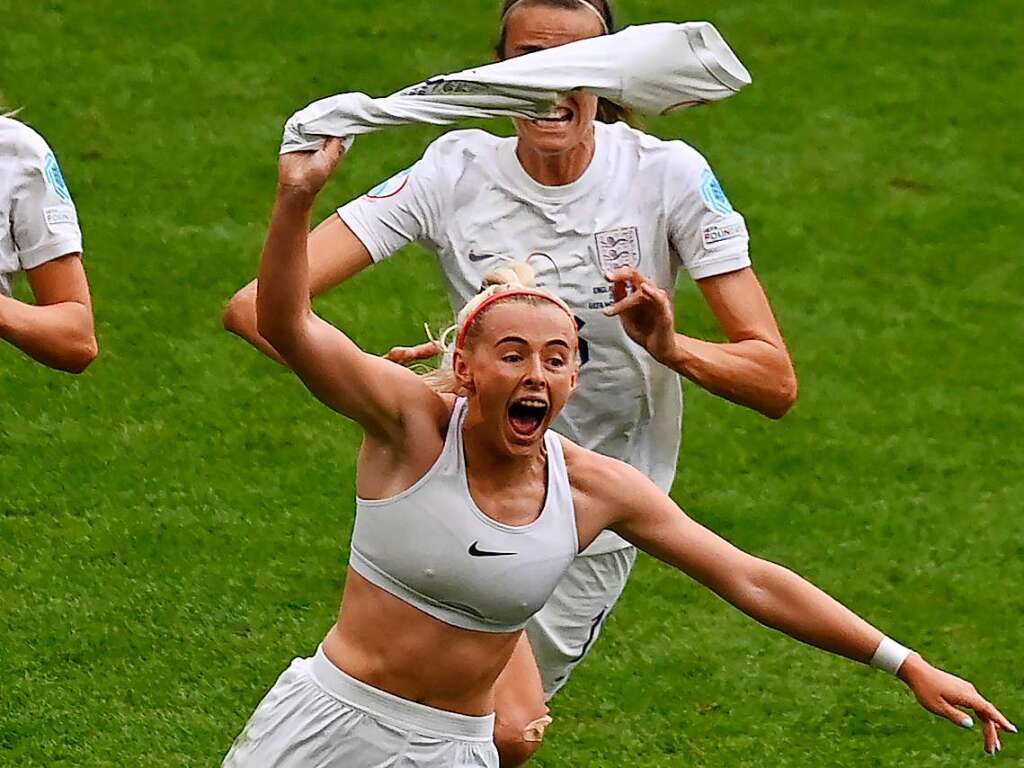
<box><xmin>2</xmin><ymin>0</ymin><xmax>1022</xmax><ymax>765</ymax></box>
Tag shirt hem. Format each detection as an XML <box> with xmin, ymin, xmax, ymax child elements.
<box><xmin>337</xmin><ymin>208</ymin><xmax>388</xmax><ymax>263</ymax></box>
<box><xmin>18</xmin><ymin>238</ymin><xmax>83</xmax><ymax>270</ymax></box>
<box><xmin>687</xmin><ymin>252</ymin><xmax>751</xmax><ymax>281</ymax></box>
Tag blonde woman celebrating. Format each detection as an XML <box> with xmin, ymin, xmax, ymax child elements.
<box><xmin>0</xmin><ymin>115</ymin><xmax>96</xmax><ymax>372</ymax></box>
<box><xmin>225</xmin><ymin>2</ymin><xmax>793</xmax><ymax>762</ymax></box>
<box><xmin>222</xmin><ymin>137</ymin><xmax>1013</xmax><ymax>767</ymax></box>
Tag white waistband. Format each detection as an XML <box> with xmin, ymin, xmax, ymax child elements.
<box><xmin>309</xmin><ymin>645</ymin><xmax>495</xmax><ymax>743</ymax></box>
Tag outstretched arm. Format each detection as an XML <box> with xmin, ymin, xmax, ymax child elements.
<box><xmin>595</xmin><ymin>462</ymin><xmax>1015</xmax><ymax>753</ymax></box>
<box><xmin>605</xmin><ymin>267</ymin><xmax>797</xmax><ymax>419</ymax></box>
<box><xmin>0</xmin><ymin>255</ymin><xmax>97</xmax><ymax>373</ymax></box>
<box><xmin>256</xmin><ymin>139</ymin><xmax>442</xmax><ymax>439</ymax></box>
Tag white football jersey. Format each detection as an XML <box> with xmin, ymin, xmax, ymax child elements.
<box><xmin>339</xmin><ymin>122</ymin><xmax>750</xmax><ymax>554</ymax></box>
<box><xmin>0</xmin><ymin>117</ymin><xmax>82</xmax><ymax>297</ymax></box>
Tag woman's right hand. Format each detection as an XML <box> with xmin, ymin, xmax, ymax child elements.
<box><xmin>898</xmin><ymin>653</ymin><xmax>1016</xmax><ymax>754</ymax></box>
<box><xmin>277</xmin><ymin>138</ymin><xmax>346</xmax><ymax>198</ymax></box>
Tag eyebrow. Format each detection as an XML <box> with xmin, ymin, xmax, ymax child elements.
<box><xmin>495</xmin><ymin>336</ymin><xmax>571</xmax><ymax>350</ymax></box>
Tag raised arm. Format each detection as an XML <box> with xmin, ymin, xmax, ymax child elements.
<box><xmin>0</xmin><ymin>255</ymin><xmax>97</xmax><ymax>373</ymax></box>
<box><xmin>577</xmin><ymin>456</ymin><xmax>1015</xmax><ymax>754</ymax></box>
<box><xmin>255</xmin><ymin>139</ymin><xmax>443</xmax><ymax>439</ymax></box>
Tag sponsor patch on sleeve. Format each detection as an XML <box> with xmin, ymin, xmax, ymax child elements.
<box><xmin>702</xmin><ymin>220</ymin><xmax>746</xmax><ymax>246</ymax></box>
<box><xmin>699</xmin><ymin>168</ymin><xmax>733</xmax><ymax>215</ymax></box>
<box><xmin>44</xmin><ymin>205</ymin><xmax>78</xmax><ymax>231</ymax></box>
<box><xmin>365</xmin><ymin>168</ymin><xmax>412</xmax><ymax>199</ymax></box>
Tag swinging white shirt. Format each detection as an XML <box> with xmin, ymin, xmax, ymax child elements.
<box><xmin>338</xmin><ymin>122</ymin><xmax>750</xmax><ymax>555</ymax></box>
<box><xmin>0</xmin><ymin>118</ymin><xmax>82</xmax><ymax>297</ymax></box>
<box><xmin>282</xmin><ymin>22</ymin><xmax>751</xmax><ymax>154</ymax></box>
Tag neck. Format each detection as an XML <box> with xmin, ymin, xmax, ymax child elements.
<box><xmin>461</xmin><ymin>401</ymin><xmax>545</xmax><ymax>486</ymax></box>
<box><xmin>515</xmin><ymin>129</ymin><xmax>596</xmax><ymax>186</ymax></box>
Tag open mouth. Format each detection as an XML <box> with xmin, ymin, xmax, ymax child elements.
<box><xmin>532</xmin><ymin>107</ymin><xmax>573</xmax><ymax>125</ymax></box>
<box><xmin>507</xmin><ymin>397</ymin><xmax>549</xmax><ymax>439</ymax></box>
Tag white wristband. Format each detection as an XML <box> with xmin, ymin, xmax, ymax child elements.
<box><xmin>870</xmin><ymin>636</ymin><xmax>913</xmax><ymax>675</ymax></box>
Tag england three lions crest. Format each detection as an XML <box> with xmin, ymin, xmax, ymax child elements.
<box><xmin>595</xmin><ymin>227</ymin><xmax>641</xmax><ymax>272</ymax></box>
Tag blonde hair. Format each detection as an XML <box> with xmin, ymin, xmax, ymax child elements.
<box><xmin>419</xmin><ymin>262</ymin><xmax>575</xmax><ymax>394</ymax></box>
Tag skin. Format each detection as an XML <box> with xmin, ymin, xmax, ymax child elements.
<box><xmin>223</xmin><ymin>4</ymin><xmax>798</xmax><ymax>762</ymax></box>
<box><xmin>0</xmin><ymin>254</ymin><xmax>97</xmax><ymax>373</ymax></box>
<box><xmin>253</xmin><ymin>139</ymin><xmax>1015</xmax><ymax>758</ymax></box>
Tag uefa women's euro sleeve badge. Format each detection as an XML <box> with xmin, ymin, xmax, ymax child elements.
<box><xmin>699</xmin><ymin>168</ymin><xmax>733</xmax><ymax>215</ymax></box>
<box><xmin>43</xmin><ymin>153</ymin><xmax>73</xmax><ymax>202</ymax></box>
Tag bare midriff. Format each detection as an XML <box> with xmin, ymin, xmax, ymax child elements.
<box><xmin>322</xmin><ymin>569</ymin><xmax>522</xmax><ymax>717</ymax></box>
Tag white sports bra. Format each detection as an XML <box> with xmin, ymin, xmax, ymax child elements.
<box><xmin>349</xmin><ymin>398</ymin><xmax>579</xmax><ymax>633</ymax></box>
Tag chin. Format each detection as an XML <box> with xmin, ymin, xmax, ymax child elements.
<box><xmin>517</xmin><ymin>122</ymin><xmax>587</xmax><ymax>155</ymax></box>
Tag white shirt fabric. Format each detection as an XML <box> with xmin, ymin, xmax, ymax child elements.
<box><xmin>0</xmin><ymin>117</ymin><xmax>82</xmax><ymax>297</ymax></box>
<box><xmin>282</xmin><ymin>22</ymin><xmax>750</xmax><ymax>154</ymax></box>
<box><xmin>338</xmin><ymin>122</ymin><xmax>751</xmax><ymax>555</ymax></box>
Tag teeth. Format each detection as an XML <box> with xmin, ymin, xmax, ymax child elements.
<box><xmin>518</xmin><ymin>399</ymin><xmax>547</xmax><ymax>408</ymax></box>
<box><xmin>535</xmin><ymin>109</ymin><xmax>571</xmax><ymax>123</ymax></box>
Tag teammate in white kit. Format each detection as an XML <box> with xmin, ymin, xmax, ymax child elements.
<box><xmin>0</xmin><ymin>116</ymin><xmax>97</xmax><ymax>372</ymax></box>
<box><xmin>223</xmin><ymin>137</ymin><xmax>1014</xmax><ymax>766</ymax></box>
<box><xmin>224</xmin><ymin>1</ymin><xmax>796</xmax><ymax>762</ymax></box>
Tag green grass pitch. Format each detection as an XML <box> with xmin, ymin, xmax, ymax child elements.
<box><xmin>2</xmin><ymin>1</ymin><xmax>1022</xmax><ymax>765</ymax></box>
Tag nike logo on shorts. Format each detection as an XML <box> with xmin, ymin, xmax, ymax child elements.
<box><xmin>468</xmin><ymin>541</ymin><xmax>517</xmax><ymax>557</ymax></box>
<box><xmin>467</xmin><ymin>251</ymin><xmax>501</xmax><ymax>263</ymax></box>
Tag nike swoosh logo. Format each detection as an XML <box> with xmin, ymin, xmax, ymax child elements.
<box><xmin>468</xmin><ymin>541</ymin><xmax>517</xmax><ymax>557</ymax></box>
<box><xmin>467</xmin><ymin>252</ymin><xmax>501</xmax><ymax>263</ymax></box>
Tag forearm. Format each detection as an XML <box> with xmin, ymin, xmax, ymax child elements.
<box><xmin>663</xmin><ymin>333</ymin><xmax>797</xmax><ymax>418</ymax></box>
<box><xmin>731</xmin><ymin>558</ymin><xmax>883</xmax><ymax>665</ymax></box>
<box><xmin>256</xmin><ymin>186</ymin><xmax>317</xmax><ymax>348</ymax></box>
<box><xmin>0</xmin><ymin>294</ymin><xmax>97</xmax><ymax>373</ymax></box>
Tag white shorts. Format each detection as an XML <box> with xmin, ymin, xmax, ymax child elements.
<box><xmin>525</xmin><ymin>546</ymin><xmax>637</xmax><ymax>700</ymax></box>
<box><xmin>223</xmin><ymin>646</ymin><xmax>498</xmax><ymax>768</ymax></box>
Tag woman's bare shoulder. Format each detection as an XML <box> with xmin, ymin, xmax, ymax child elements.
<box><xmin>556</xmin><ymin>434</ymin><xmax>651</xmax><ymax>500</ymax></box>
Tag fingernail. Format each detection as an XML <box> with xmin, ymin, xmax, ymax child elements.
<box><xmin>1009</xmin><ymin>724</ymin><xmax>1019</xmax><ymax>734</ymax></box>
<box><xmin>962</xmin><ymin>716</ymin><xmax>975</xmax><ymax>729</ymax></box>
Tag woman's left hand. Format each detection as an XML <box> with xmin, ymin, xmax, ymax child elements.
<box><xmin>603</xmin><ymin>267</ymin><xmax>677</xmax><ymax>364</ymax></box>
<box><xmin>899</xmin><ymin>653</ymin><xmax>1017</xmax><ymax>755</ymax></box>
<box><xmin>277</xmin><ymin>138</ymin><xmax>346</xmax><ymax>198</ymax></box>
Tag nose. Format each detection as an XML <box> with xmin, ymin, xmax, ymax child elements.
<box><xmin>523</xmin><ymin>354</ymin><xmax>545</xmax><ymax>388</ymax></box>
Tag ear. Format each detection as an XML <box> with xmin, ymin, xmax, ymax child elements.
<box><xmin>568</xmin><ymin>363</ymin><xmax>580</xmax><ymax>394</ymax></box>
<box><xmin>453</xmin><ymin>348</ymin><xmax>476</xmax><ymax>394</ymax></box>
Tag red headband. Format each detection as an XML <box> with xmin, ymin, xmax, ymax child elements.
<box><xmin>455</xmin><ymin>289</ymin><xmax>576</xmax><ymax>351</ymax></box>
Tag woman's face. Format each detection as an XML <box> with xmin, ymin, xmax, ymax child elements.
<box><xmin>502</xmin><ymin>4</ymin><xmax>604</xmax><ymax>156</ymax></box>
<box><xmin>455</xmin><ymin>301</ymin><xmax>579</xmax><ymax>455</ymax></box>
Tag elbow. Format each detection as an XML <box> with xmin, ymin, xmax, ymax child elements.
<box><xmin>61</xmin><ymin>333</ymin><xmax>99</xmax><ymax>374</ymax></box>
<box><xmin>222</xmin><ymin>288</ymin><xmax>254</xmax><ymax>337</ymax></box>
<box><xmin>762</xmin><ymin>359</ymin><xmax>798</xmax><ymax>420</ymax></box>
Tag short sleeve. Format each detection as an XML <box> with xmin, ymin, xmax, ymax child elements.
<box><xmin>337</xmin><ymin>139</ymin><xmax>449</xmax><ymax>262</ymax></box>
<box><xmin>665</xmin><ymin>145</ymin><xmax>751</xmax><ymax>281</ymax></box>
<box><xmin>10</xmin><ymin>132</ymin><xmax>83</xmax><ymax>271</ymax></box>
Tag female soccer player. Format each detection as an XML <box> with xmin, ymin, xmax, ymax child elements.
<box><xmin>0</xmin><ymin>115</ymin><xmax>97</xmax><ymax>372</ymax></box>
<box><xmin>223</xmin><ymin>137</ymin><xmax>1013</xmax><ymax>767</ymax></box>
<box><xmin>225</xmin><ymin>1</ymin><xmax>793</xmax><ymax>762</ymax></box>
